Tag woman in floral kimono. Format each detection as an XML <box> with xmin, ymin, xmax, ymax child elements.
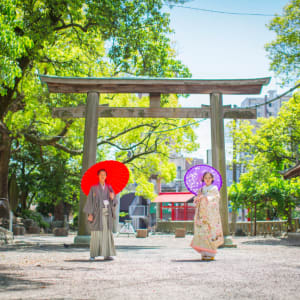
<box><xmin>191</xmin><ymin>171</ymin><xmax>224</xmax><ymax>260</ymax></box>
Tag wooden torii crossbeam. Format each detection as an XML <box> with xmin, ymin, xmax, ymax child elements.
<box><xmin>52</xmin><ymin>104</ymin><xmax>256</xmax><ymax>119</ymax></box>
<box><xmin>40</xmin><ymin>75</ymin><xmax>270</xmax><ymax>244</ymax></box>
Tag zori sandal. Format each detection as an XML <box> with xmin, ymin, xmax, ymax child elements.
<box><xmin>202</xmin><ymin>256</ymin><xmax>215</xmax><ymax>261</ymax></box>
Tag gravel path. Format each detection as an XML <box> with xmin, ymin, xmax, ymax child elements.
<box><xmin>0</xmin><ymin>234</ymin><xmax>299</xmax><ymax>300</ymax></box>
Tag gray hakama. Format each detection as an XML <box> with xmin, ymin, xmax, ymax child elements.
<box><xmin>83</xmin><ymin>183</ymin><xmax>118</xmax><ymax>258</ymax></box>
<box><xmin>90</xmin><ymin>208</ymin><xmax>116</xmax><ymax>257</ymax></box>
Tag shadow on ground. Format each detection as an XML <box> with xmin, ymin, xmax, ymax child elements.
<box><xmin>46</xmin><ymin>264</ymin><xmax>104</xmax><ymax>270</ymax></box>
<box><xmin>0</xmin><ymin>245</ymin><xmax>87</xmax><ymax>253</ymax></box>
<box><xmin>0</xmin><ymin>244</ymin><xmax>163</xmax><ymax>253</ymax></box>
<box><xmin>171</xmin><ymin>259</ymin><xmax>213</xmax><ymax>263</ymax></box>
<box><xmin>116</xmin><ymin>245</ymin><xmax>162</xmax><ymax>250</ymax></box>
<box><xmin>240</xmin><ymin>238</ymin><xmax>299</xmax><ymax>247</ymax></box>
<box><xmin>0</xmin><ymin>265</ymin><xmax>50</xmax><ymax>292</ymax></box>
<box><xmin>64</xmin><ymin>259</ymin><xmax>112</xmax><ymax>263</ymax></box>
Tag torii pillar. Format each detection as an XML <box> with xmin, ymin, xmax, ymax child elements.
<box><xmin>210</xmin><ymin>93</ymin><xmax>231</xmax><ymax>243</ymax></box>
<box><xmin>78</xmin><ymin>92</ymin><xmax>99</xmax><ymax>237</ymax></box>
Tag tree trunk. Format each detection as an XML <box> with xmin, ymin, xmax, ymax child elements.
<box><xmin>284</xmin><ymin>199</ymin><xmax>292</xmax><ymax>232</ymax></box>
<box><xmin>54</xmin><ymin>200</ymin><xmax>65</xmax><ymax>221</ymax></box>
<box><xmin>0</xmin><ymin>129</ymin><xmax>11</xmax><ymax>218</ymax></box>
<box><xmin>254</xmin><ymin>201</ymin><xmax>257</xmax><ymax>236</ymax></box>
<box><xmin>20</xmin><ymin>190</ymin><xmax>29</xmax><ymax>211</ymax></box>
<box><xmin>231</xmin><ymin>122</ymin><xmax>237</xmax><ymax>235</ymax></box>
<box><xmin>0</xmin><ymin>56</ymin><xmax>30</xmax><ymax>219</ymax></box>
<box><xmin>288</xmin><ymin>202</ymin><xmax>292</xmax><ymax>232</ymax></box>
<box><xmin>231</xmin><ymin>210</ymin><xmax>237</xmax><ymax>235</ymax></box>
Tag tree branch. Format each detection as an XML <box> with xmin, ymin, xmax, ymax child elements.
<box><xmin>11</xmin><ymin>142</ymin><xmax>21</xmax><ymax>154</ymax></box>
<box><xmin>100</xmin><ymin>130</ymin><xmax>154</xmax><ymax>151</ymax></box>
<box><xmin>53</xmin><ymin>143</ymin><xmax>83</xmax><ymax>155</ymax></box>
<box><xmin>0</xmin><ymin>121</ymin><xmax>10</xmax><ymax>135</ymax></box>
<box><xmin>122</xmin><ymin>149</ymin><xmax>156</xmax><ymax>164</ymax></box>
<box><xmin>54</xmin><ymin>22</ymin><xmax>97</xmax><ymax>32</ymax></box>
<box><xmin>23</xmin><ymin>120</ymin><xmax>74</xmax><ymax>145</ymax></box>
<box><xmin>254</xmin><ymin>146</ymin><xmax>296</xmax><ymax>162</ymax></box>
<box><xmin>122</xmin><ymin>138</ymin><xmax>159</xmax><ymax>164</ymax></box>
<box><xmin>97</xmin><ymin>123</ymin><xmax>159</xmax><ymax>146</ymax></box>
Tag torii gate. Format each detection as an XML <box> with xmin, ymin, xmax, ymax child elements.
<box><xmin>40</xmin><ymin>75</ymin><xmax>270</xmax><ymax>245</ymax></box>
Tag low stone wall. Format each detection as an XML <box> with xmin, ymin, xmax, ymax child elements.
<box><xmin>156</xmin><ymin>219</ymin><xmax>300</xmax><ymax>236</ymax></box>
<box><xmin>156</xmin><ymin>221</ymin><xmax>194</xmax><ymax>234</ymax></box>
<box><xmin>230</xmin><ymin>219</ymin><xmax>300</xmax><ymax>236</ymax></box>
<box><xmin>287</xmin><ymin>232</ymin><xmax>300</xmax><ymax>245</ymax></box>
<box><xmin>0</xmin><ymin>226</ymin><xmax>13</xmax><ymax>245</ymax></box>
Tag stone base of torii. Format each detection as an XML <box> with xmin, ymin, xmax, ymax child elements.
<box><xmin>39</xmin><ymin>75</ymin><xmax>270</xmax><ymax>247</ymax></box>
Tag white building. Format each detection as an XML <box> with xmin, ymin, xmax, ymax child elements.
<box><xmin>160</xmin><ymin>156</ymin><xmax>204</xmax><ymax>192</ymax></box>
<box><xmin>241</xmin><ymin>90</ymin><xmax>291</xmax><ymax>127</ymax></box>
<box><xmin>239</xmin><ymin>89</ymin><xmax>292</xmax><ymax>173</ymax></box>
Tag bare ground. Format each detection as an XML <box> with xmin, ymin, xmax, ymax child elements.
<box><xmin>0</xmin><ymin>234</ymin><xmax>299</xmax><ymax>300</ymax></box>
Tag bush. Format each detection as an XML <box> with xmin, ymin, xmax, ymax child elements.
<box><xmin>21</xmin><ymin>209</ymin><xmax>50</xmax><ymax>229</ymax></box>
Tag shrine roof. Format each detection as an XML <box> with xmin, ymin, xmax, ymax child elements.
<box><xmin>281</xmin><ymin>163</ymin><xmax>300</xmax><ymax>179</ymax></box>
<box><xmin>153</xmin><ymin>192</ymin><xmax>194</xmax><ymax>203</ymax></box>
<box><xmin>39</xmin><ymin>75</ymin><xmax>270</xmax><ymax>95</ymax></box>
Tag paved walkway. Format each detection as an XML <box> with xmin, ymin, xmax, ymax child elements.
<box><xmin>0</xmin><ymin>234</ymin><xmax>300</xmax><ymax>299</ymax></box>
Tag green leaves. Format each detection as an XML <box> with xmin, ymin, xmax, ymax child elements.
<box><xmin>227</xmin><ymin>92</ymin><xmax>300</xmax><ymax>220</ymax></box>
<box><xmin>265</xmin><ymin>0</ymin><xmax>300</xmax><ymax>85</ymax></box>
<box><xmin>2</xmin><ymin>0</ymin><xmax>197</xmax><ymax>216</ymax></box>
<box><xmin>0</xmin><ymin>0</ymin><xmax>34</xmax><ymax>95</ymax></box>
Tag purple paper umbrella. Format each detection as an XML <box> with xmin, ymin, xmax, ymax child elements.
<box><xmin>184</xmin><ymin>164</ymin><xmax>223</xmax><ymax>195</ymax></box>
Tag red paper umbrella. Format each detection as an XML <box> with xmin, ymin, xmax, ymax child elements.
<box><xmin>81</xmin><ymin>160</ymin><xmax>130</xmax><ymax>196</ymax></box>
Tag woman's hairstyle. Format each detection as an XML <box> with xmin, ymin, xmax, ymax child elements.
<box><xmin>97</xmin><ymin>169</ymin><xmax>107</xmax><ymax>176</ymax></box>
<box><xmin>202</xmin><ymin>172</ymin><xmax>214</xmax><ymax>183</ymax></box>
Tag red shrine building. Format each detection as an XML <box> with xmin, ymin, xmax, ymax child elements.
<box><xmin>153</xmin><ymin>192</ymin><xmax>195</xmax><ymax>221</ymax></box>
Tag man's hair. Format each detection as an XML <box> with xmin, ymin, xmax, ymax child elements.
<box><xmin>97</xmin><ymin>169</ymin><xmax>107</xmax><ymax>176</ymax></box>
<box><xmin>202</xmin><ymin>172</ymin><xmax>214</xmax><ymax>183</ymax></box>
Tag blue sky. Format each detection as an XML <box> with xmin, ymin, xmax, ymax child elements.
<box><xmin>163</xmin><ymin>0</ymin><xmax>290</xmax><ymax>160</ymax></box>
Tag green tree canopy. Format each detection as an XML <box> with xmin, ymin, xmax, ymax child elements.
<box><xmin>1</xmin><ymin>0</ymin><xmax>198</xmax><ymax>217</ymax></box>
<box><xmin>227</xmin><ymin>92</ymin><xmax>300</xmax><ymax>222</ymax></box>
<box><xmin>265</xmin><ymin>0</ymin><xmax>300</xmax><ymax>85</ymax></box>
